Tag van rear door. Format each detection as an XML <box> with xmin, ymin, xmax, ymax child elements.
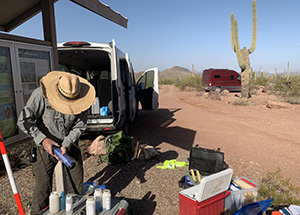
<box><xmin>125</xmin><ymin>53</ymin><xmax>137</xmax><ymax>121</ymax></box>
<box><xmin>136</xmin><ymin>68</ymin><xmax>159</xmax><ymax>110</ymax></box>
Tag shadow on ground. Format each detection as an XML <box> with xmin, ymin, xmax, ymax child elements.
<box><xmin>82</xmin><ymin>108</ymin><xmax>196</xmax><ymax>214</ymax></box>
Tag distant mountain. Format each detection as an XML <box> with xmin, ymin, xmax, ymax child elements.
<box><xmin>159</xmin><ymin>66</ymin><xmax>192</xmax><ymax>78</ymax></box>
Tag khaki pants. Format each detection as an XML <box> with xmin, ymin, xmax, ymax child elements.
<box><xmin>31</xmin><ymin>145</ymin><xmax>83</xmax><ymax>215</ymax></box>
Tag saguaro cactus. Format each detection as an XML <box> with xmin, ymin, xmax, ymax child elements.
<box><xmin>230</xmin><ymin>0</ymin><xmax>257</xmax><ymax>100</ymax></box>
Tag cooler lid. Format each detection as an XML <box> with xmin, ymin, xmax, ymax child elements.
<box><xmin>180</xmin><ymin>168</ymin><xmax>233</xmax><ymax>202</ymax></box>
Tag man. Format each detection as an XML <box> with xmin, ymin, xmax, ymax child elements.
<box><xmin>17</xmin><ymin>71</ymin><xmax>95</xmax><ymax>214</ymax></box>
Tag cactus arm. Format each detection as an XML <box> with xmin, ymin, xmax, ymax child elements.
<box><xmin>249</xmin><ymin>0</ymin><xmax>257</xmax><ymax>54</ymax></box>
<box><xmin>233</xmin><ymin>19</ymin><xmax>246</xmax><ymax>70</ymax></box>
<box><xmin>230</xmin><ymin>13</ymin><xmax>236</xmax><ymax>52</ymax></box>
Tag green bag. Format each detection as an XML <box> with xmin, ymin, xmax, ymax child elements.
<box><xmin>99</xmin><ymin>131</ymin><xmax>133</xmax><ymax>165</ymax></box>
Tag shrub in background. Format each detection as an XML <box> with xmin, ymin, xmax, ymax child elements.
<box><xmin>175</xmin><ymin>74</ymin><xmax>202</xmax><ymax>91</ymax></box>
<box><xmin>271</xmin><ymin>75</ymin><xmax>300</xmax><ymax>104</ymax></box>
<box><xmin>232</xmin><ymin>97</ymin><xmax>249</xmax><ymax>106</ymax></box>
<box><xmin>159</xmin><ymin>77</ymin><xmax>177</xmax><ymax>85</ymax></box>
<box><xmin>259</xmin><ymin>167</ymin><xmax>300</xmax><ymax>207</ymax></box>
<box><xmin>250</xmin><ymin>75</ymin><xmax>270</xmax><ymax>87</ymax></box>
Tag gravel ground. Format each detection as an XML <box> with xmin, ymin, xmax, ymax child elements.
<box><xmin>1</xmin><ymin>85</ymin><xmax>300</xmax><ymax>215</ymax></box>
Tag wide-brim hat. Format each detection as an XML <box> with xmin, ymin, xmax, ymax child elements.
<box><xmin>40</xmin><ymin>71</ymin><xmax>95</xmax><ymax>115</ymax></box>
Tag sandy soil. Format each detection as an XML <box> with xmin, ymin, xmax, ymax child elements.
<box><xmin>1</xmin><ymin>84</ymin><xmax>300</xmax><ymax>214</ymax></box>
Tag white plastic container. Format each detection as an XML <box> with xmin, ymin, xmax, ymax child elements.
<box><xmin>86</xmin><ymin>196</ymin><xmax>96</xmax><ymax>215</ymax></box>
<box><xmin>225</xmin><ymin>176</ymin><xmax>260</xmax><ymax>213</ymax></box>
<box><xmin>94</xmin><ymin>188</ymin><xmax>103</xmax><ymax>211</ymax></box>
<box><xmin>49</xmin><ymin>191</ymin><xmax>59</xmax><ymax>214</ymax></box>
<box><xmin>102</xmin><ymin>189</ymin><xmax>111</xmax><ymax>211</ymax></box>
<box><xmin>65</xmin><ymin>195</ymin><xmax>73</xmax><ymax>215</ymax></box>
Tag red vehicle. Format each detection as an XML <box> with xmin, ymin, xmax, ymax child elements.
<box><xmin>202</xmin><ymin>68</ymin><xmax>241</xmax><ymax>92</ymax></box>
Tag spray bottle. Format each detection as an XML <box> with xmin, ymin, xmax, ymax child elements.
<box><xmin>59</xmin><ymin>191</ymin><xmax>66</xmax><ymax>210</ymax></box>
<box><xmin>53</xmin><ymin>146</ymin><xmax>75</xmax><ymax>169</ymax></box>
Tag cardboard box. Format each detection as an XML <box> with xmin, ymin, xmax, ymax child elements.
<box><xmin>225</xmin><ymin>176</ymin><xmax>260</xmax><ymax>213</ymax></box>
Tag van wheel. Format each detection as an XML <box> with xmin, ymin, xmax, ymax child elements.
<box><xmin>215</xmin><ymin>87</ymin><xmax>222</xmax><ymax>93</ymax></box>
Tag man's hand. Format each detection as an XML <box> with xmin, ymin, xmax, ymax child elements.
<box><xmin>61</xmin><ymin>145</ymin><xmax>68</xmax><ymax>155</ymax></box>
<box><xmin>42</xmin><ymin>138</ymin><xmax>60</xmax><ymax>159</ymax></box>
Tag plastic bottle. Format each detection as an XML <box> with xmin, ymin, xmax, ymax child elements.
<box><xmin>86</xmin><ymin>196</ymin><xmax>96</xmax><ymax>215</ymax></box>
<box><xmin>65</xmin><ymin>195</ymin><xmax>73</xmax><ymax>215</ymax></box>
<box><xmin>94</xmin><ymin>188</ymin><xmax>103</xmax><ymax>212</ymax></box>
<box><xmin>59</xmin><ymin>191</ymin><xmax>66</xmax><ymax>210</ymax></box>
<box><xmin>102</xmin><ymin>189</ymin><xmax>111</xmax><ymax>211</ymax></box>
<box><xmin>49</xmin><ymin>191</ymin><xmax>59</xmax><ymax>214</ymax></box>
<box><xmin>83</xmin><ymin>182</ymin><xmax>99</xmax><ymax>195</ymax></box>
<box><xmin>53</xmin><ymin>146</ymin><xmax>75</xmax><ymax>169</ymax></box>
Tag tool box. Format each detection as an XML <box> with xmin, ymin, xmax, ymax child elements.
<box><xmin>179</xmin><ymin>169</ymin><xmax>233</xmax><ymax>215</ymax></box>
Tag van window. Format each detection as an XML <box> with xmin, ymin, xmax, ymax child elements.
<box><xmin>230</xmin><ymin>75</ymin><xmax>234</xmax><ymax>80</ymax></box>
<box><xmin>214</xmin><ymin>75</ymin><xmax>221</xmax><ymax>78</ymax></box>
<box><xmin>120</xmin><ymin>59</ymin><xmax>129</xmax><ymax>87</ymax></box>
<box><xmin>129</xmin><ymin>71</ymin><xmax>136</xmax><ymax>88</ymax></box>
<box><xmin>237</xmin><ymin>76</ymin><xmax>241</xmax><ymax>82</ymax></box>
<box><xmin>139</xmin><ymin>70</ymin><xmax>154</xmax><ymax>89</ymax></box>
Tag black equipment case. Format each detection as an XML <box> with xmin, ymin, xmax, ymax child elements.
<box><xmin>179</xmin><ymin>145</ymin><xmax>228</xmax><ymax>188</ymax></box>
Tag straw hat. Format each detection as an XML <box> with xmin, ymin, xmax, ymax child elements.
<box><xmin>40</xmin><ymin>71</ymin><xmax>95</xmax><ymax>115</ymax></box>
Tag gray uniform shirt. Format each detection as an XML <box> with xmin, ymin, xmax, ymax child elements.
<box><xmin>17</xmin><ymin>87</ymin><xmax>87</xmax><ymax>148</ymax></box>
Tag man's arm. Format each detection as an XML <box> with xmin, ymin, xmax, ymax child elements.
<box><xmin>61</xmin><ymin>110</ymin><xmax>88</xmax><ymax>152</ymax></box>
<box><xmin>17</xmin><ymin>88</ymin><xmax>60</xmax><ymax>156</ymax></box>
<box><xmin>17</xmin><ymin>88</ymin><xmax>47</xmax><ymax>146</ymax></box>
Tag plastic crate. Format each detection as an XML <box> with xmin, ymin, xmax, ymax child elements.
<box><xmin>179</xmin><ymin>191</ymin><xmax>230</xmax><ymax>215</ymax></box>
<box><xmin>225</xmin><ymin>177</ymin><xmax>260</xmax><ymax>213</ymax></box>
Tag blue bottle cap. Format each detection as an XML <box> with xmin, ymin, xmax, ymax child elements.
<box><xmin>99</xmin><ymin>185</ymin><xmax>106</xmax><ymax>190</ymax></box>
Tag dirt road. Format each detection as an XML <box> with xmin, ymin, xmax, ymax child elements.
<box><xmin>1</xmin><ymin>84</ymin><xmax>300</xmax><ymax>214</ymax></box>
<box><xmin>130</xmin><ymin>85</ymin><xmax>300</xmax><ymax>186</ymax></box>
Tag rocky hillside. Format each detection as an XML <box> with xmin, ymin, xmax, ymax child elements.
<box><xmin>159</xmin><ymin>66</ymin><xmax>192</xmax><ymax>78</ymax></box>
<box><xmin>134</xmin><ymin>66</ymin><xmax>194</xmax><ymax>80</ymax></box>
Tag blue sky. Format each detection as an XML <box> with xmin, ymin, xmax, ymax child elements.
<box><xmin>10</xmin><ymin>0</ymin><xmax>300</xmax><ymax>74</ymax></box>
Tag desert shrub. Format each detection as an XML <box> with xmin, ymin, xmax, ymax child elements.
<box><xmin>220</xmin><ymin>89</ymin><xmax>229</xmax><ymax>96</ymax></box>
<box><xmin>232</xmin><ymin>98</ymin><xmax>249</xmax><ymax>106</ymax></box>
<box><xmin>250</xmin><ymin>88</ymin><xmax>258</xmax><ymax>95</ymax></box>
<box><xmin>259</xmin><ymin>167</ymin><xmax>300</xmax><ymax>207</ymax></box>
<box><xmin>250</xmin><ymin>75</ymin><xmax>271</xmax><ymax>87</ymax></box>
<box><xmin>271</xmin><ymin>75</ymin><xmax>300</xmax><ymax>104</ymax></box>
<box><xmin>175</xmin><ymin>74</ymin><xmax>202</xmax><ymax>91</ymax></box>
<box><xmin>159</xmin><ymin>77</ymin><xmax>177</xmax><ymax>85</ymax></box>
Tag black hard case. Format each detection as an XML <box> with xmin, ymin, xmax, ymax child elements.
<box><xmin>179</xmin><ymin>145</ymin><xmax>228</xmax><ymax>188</ymax></box>
<box><xmin>188</xmin><ymin>145</ymin><xmax>228</xmax><ymax>176</ymax></box>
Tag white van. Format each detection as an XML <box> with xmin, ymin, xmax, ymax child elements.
<box><xmin>57</xmin><ymin>40</ymin><xmax>159</xmax><ymax>134</ymax></box>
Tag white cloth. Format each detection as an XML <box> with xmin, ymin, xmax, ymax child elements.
<box><xmin>289</xmin><ymin>205</ymin><xmax>300</xmax><ymax>215</ymax></box>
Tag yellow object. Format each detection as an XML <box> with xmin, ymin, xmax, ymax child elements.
<box><xmin>190</xmin><ymin>169</ymin><xmax>196</xmax><ymax>181</ymax></box>
<box><xmin>196</xmin><ymin>170</ymin><xmax>201</xmax><ymax>182</ymax></box>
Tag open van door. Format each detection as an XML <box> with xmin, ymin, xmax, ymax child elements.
<box><xmin>136</xmin><ymin>67</ymin><xmax>159</xmax><ymax>110</ymax></box>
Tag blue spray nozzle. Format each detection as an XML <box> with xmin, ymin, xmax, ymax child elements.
<box><xmin>99</xmin><ymin>185</ymin><xmax>106</xmax><ymax>190</ymax></box>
